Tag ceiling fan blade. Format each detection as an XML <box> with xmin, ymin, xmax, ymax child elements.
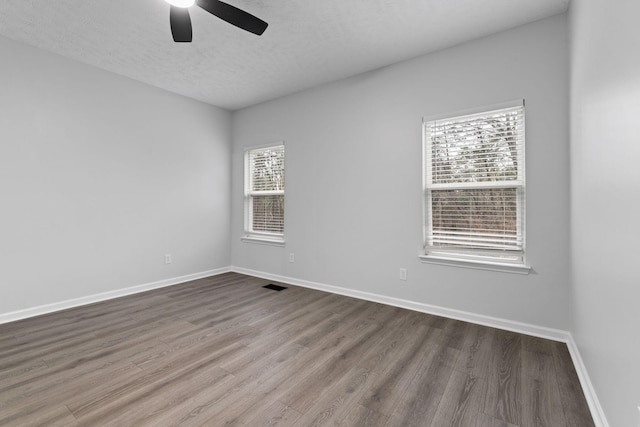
<box><xmin>170</xmin><ymin>5</ymin><xmax>193</xmax><ymax>42</ymax></box>
<box><xmin>196</xmin><ymin>0</ymin><xmax>268</xmax><ymax>35</ymax></box>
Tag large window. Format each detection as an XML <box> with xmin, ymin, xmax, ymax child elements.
<box><xmin>244</xmin><ymin>144</ymin><xmax>285</xmax><ymax>243</ymax></box>
<box><xmin>422</xmin><ymin>101</ymin><xmax>526</xmax><ymax>268</ymax></box>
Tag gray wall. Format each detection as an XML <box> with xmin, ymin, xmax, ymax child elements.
<box><xmin>570</xmin><ymin>1</ymin><xmax>640</xmax><ymax>426</ymax></box>
<box><xmin>0</xmin><ymin>36</ymin><xmax>232</xmax><ymax>314</ymax></box>
<box><xmin>231</xmin><ymin>15</ymin><xmax>571</xmax><ymax>330</ymax></box>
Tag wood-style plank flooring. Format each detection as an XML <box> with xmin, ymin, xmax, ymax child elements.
<box><xmin>0</xmin><ymin>273</ymin><xmax>595</xmax><ymax>426</ymax></box>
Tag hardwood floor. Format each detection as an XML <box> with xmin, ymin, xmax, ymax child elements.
<box><xmin>0</xmin><ymin>273</ymin><xmax>595</xmax><ymax>426</ymax></box>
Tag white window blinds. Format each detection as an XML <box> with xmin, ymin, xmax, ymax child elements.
<box><xmin>245</xmin><ymin>144</ymin><xmax>285</xmax><ymax>238</ymax></box>
<box><xmin>424</xmin><ymin>102</ymin><xmax>525</xmax><ymax>264</ymax></box>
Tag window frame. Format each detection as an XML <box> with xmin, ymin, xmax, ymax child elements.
<box><xmin>242</xmin><ymin>143</ymin><xmax>285</xmax><ymax>245</ymax></box>
<box><xmin>420</xmin><ymin>100</ymin><xmax>530</xmax><ymax>274</ymax></box>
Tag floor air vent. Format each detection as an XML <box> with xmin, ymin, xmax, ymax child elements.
<box><xmin>262</xmin><ymin>284</ymin><xmax>287</xmax><ymax>291</ymax></box>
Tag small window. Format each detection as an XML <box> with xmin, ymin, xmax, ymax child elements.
<box><xmin>422</xmin><ymin>101</ymin><xmax>526</xmax><ymax>268</ymax></box>
<box><xmin>244</xmin><ymin>144</ymin><xmax>285</xmax><ymax>243</ymax></box>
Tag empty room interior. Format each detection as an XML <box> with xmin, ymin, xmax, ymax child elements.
<box><xmin>0</xmin><ymin>0</ymin><xmax>638</xmax><ymax>426</ymax></box>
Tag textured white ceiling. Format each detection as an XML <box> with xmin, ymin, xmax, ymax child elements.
<box><xmin>0</xmin><ymin>0</ymin><xmax>569</xmax><ymax>110</ymax></box>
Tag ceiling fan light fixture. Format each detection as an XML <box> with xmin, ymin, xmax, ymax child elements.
<box><xmin>167</xmin><ymin>0</ymin><xmax>268</xmax><ymax>41</ymax></box>
<box><xmin>166</xmin><ymin>0</ymin><xmax>195</xmax><ymax>8</ymax></box>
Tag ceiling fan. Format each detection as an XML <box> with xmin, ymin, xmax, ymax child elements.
<box><xmin>165</xmin><ymin>0</ymin><xmax>268</xmax><ymax>42</ymax></box>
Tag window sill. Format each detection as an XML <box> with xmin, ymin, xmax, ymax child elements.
<box><xmin>241</xmin><ymin>236</ymin><xmax>286</xmax><ymax>247</ymax></box>
<box><xmin>419</xmin><ymin>255</ymin><xmax>531</xmax><ymax>275</ymax></box>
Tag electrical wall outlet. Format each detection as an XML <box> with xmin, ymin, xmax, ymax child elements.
<box><xmin>399</xmin><ymin>268</ymin><xmax>407</xmax><ymax>281</ymax></box>
<box><xmin>165</xmin><ymin>254</ymin><xmax>172</xmax><ymax>264</ymax></box>
<box><xmin>289</xmin><ymin>253</ymin><xmax>295</xmax><ymax>263</ymax></box>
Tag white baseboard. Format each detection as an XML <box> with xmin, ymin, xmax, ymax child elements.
<box><xmin>565</xmin><ymin>337</ymin><xmax>610</xmax><ymax>427</ymax></box>
<box><xmin>231</xmin><ymin>266</ymin><xmax>570</xmax><ymax>342</ymax></box>
<box><xmin>230</xmin><ymin>265</ymin><xmax>609</xmax><ymax>427</ymax></box>
<box><xmin>0</xmin><ymin>267</ymin><xmax>231</xmax><ymax>325</ymax></box>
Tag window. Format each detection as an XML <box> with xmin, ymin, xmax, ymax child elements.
<box><xmin>422</xmin><ymin>101</ymin><xmax>527</xmax><ymax>270</ymax></box>
<box><xmin>244</xmin><ymin>144</ymin><xmax>285</xmax><ymax>243</ymax></box>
